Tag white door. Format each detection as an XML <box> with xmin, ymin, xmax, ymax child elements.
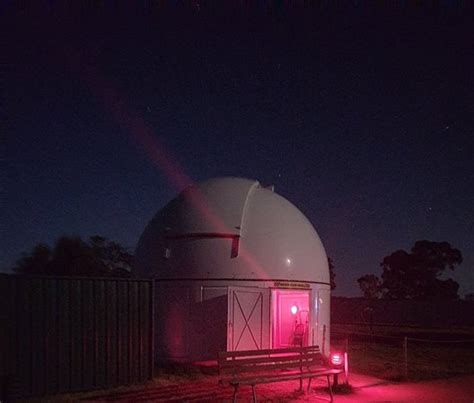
<box><xmin>227</xmin><ymin>287</ymin><xmax>270</xmax><ymax>351</ymax></box>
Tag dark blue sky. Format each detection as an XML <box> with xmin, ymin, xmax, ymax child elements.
<box><xmin>2</xmin><ymin>3</ymin><xmax>473</xmax><ymax>296</ymax></box>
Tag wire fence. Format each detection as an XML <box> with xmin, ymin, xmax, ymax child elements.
<box><xmin>332</xmin><ymin>328</ymin><xmax>474</xmax><ymax>381</ymax></box>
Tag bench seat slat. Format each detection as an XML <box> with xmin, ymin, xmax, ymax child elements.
<box><xmin>219</xmin><ymin>346</ymin><xmax>321</xmax><ymax>359</ymax></box>
<box><xmin>219</xmin><ymin>354</ymin><xmax>324</xmax><ymax>369</ymax></box>
<box><xmin>228</xmin><ymin>369</ymin><xmax>342</xmax><ymax>386</ymax></box>
<box><xmin>220</xmin><ymin>361</ymin><xmax>318</xmax><ymax>374</ymax></box>
<box><xmin>223</xmin><ymin>368</ymin><xmax>343</xmax><ymax>384</ymax></box>
<box><xmin>219</xmin><ymin>351</ymin><xmax>324</xmax><ymax>362</ymax></box>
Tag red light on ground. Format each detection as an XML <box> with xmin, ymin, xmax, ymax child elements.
<box><xmin>290</xmin><ymin>305</ymin><xmax>298</xmax><ymax>315</ymax></box>
<box><xmin>330</xmin><ymin>353</ymin><xmax>343</xmax><ymax>366</ymax></box>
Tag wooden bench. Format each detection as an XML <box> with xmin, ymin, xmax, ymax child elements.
<box><xmin>218</xmin><ymin>345</ymin><xmax>343</xmax><ymax>402</ymax></box>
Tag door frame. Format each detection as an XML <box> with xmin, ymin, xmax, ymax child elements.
<box><xmin>270</xmin><ymin>288</ymin><xmax>311</xmax><ymax>349</ymax></box>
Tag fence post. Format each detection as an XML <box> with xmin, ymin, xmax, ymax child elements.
<box><xmin>322</xmin><ymin>325</ymin><xmax>326</xmax><ymax>356</ymax></box>
<box><xmin>344</xmin><ymin>337</ymin><xmax>349</xmax><ymax>384</ymax></box>
<box><xmin>403</xmin><ymin>336</ymin><xmax>408</xmax><ymax>379</ymax></box>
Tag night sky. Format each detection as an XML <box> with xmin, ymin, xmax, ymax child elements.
<box><xmin>2</xmin><ymin>3</ymin><xmax>473</xmax><ymax>297</ymax></box>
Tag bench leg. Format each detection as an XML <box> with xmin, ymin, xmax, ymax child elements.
<box><xmin>232</xmin><ymin>384</ymin><xmax>239</xmax><ymax>403</ymax></box>
<box><xmin>326</xmin><ymin>375</ymin><xmax>333</xmax><ymax>402</ymax></box>
<box><xmin>307</xmin><ymin>377</ymin><xmax>312</xmax><ymax>392</ymax></box>
<box><xmin>251</xmin><ymin>384</ymin><xmax>257</xmax><ymax>403</ymax></box>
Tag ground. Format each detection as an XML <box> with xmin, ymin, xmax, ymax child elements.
<box><xmin>41</xmin><ymin>372</ymin><xmax>474</xmax><ymax>402</ymax></box>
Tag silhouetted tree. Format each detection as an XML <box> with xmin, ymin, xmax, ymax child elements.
<box><xmin>89</xmin><ymin>236</ymin><xmax>133</xmax><ymax>276</ymax></box>
<box><xmin>13</xmin><ymin>235</ymin><xmax>132</xmax><ymax>277</ymax></box>
<box><xmin>328</xmin><ymin>257</ymin><xmax>336</xmax><ymax>290</ymax></box>
<box><xmin>357</xmin><ymin>274</ymin><xmax>382</xmax><ymax>299</ymax></box>
<box><xmin>380</xmin><ymin>240</ymin><xmax>462</xmax><ymax>300</ymax></box>
<box><xmin>13</xmin><ymin>243</ymin><xmax>52</xmax><ymax>275</ymax></box>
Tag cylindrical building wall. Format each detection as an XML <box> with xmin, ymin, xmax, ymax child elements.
<box><xmin>151</xmin><ymin>280</ymin><xmax>331</xmax><ymax>362</ymax></box>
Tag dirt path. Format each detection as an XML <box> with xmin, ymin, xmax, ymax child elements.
<box><xmin>79</xmin><ymin>373</ymin><xmax>474</xmax><ymax>402</ymax></box>
<box><xmin>327</xmin><ymin>373</ymin><xmax>474</xmax><ymax>402</ymax></box>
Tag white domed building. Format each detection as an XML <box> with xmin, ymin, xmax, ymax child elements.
<box><xmin>134</xmin><ymin>177</ymin><xmax>332</xmax><ymax>362</ymax></box>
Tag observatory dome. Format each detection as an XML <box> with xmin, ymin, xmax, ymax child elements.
<box><xmin>134</xmin><ymin>177</ymin><xmax>329</xmax><ymax>284</ymax></box>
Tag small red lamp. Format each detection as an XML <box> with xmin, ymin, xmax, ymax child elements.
<box><xmin>330</xmin><ymin>352</ymin><xmax>344</xmax><ymax>368</ymax></box>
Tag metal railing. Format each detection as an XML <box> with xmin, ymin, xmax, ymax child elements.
<box><xmin>332</xmin><ymin>328</ymin><xmax>474</xmax><ymax>381</ymax></box>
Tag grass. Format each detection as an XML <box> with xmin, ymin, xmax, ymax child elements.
<box><xmin>332</xmin><ymin>325</ymin><xmax>474</xmax><ymax>381</ymax></box>
<box><xmin>406</xmin><ymin>343</ymin><xmax>474</xmax><ymax>380</ymax></box>
<box><xmin>154</xmin><ymin>362</ymin><xmax>206</xmax><ymax>380</ymax></box>
<box><xmin>344</xmin><ymin>341</ymin><xmax>406</xmax><ymax>381</ymax></box>
<box><xmin>17</xmin><ymin>364</ymin><xmax>207</xmax><ymax>402</ymax></box>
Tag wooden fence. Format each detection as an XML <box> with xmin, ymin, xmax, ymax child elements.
<box><xmin>0</xmin><ymin>274</ymin><xmax>154</xmax><ymax>399</ymax></box>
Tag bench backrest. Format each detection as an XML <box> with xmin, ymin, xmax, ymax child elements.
<box><xmin>218</xmin><ymin>345</ymin><xmax>327</xmax><ymax>376</ymax></box>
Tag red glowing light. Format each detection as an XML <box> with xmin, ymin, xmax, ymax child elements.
<box><xmin>290</xmin><ymin>305</ymin><xmax>298</xmax><ymax>315</ymax></box>
<box><xmin>330</xmin><ymin>353</ymin><xmax>343</xmax><ymax>366</ymax></box>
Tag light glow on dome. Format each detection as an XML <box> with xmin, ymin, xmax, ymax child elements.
<box><xmin>134</xmin><ymin>177</ymin><xmax>330</xmax><ymax>284</ymax></box>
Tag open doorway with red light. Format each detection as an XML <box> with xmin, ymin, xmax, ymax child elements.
<box><xmin>271</xmin><ymin>289</ymin><xmax>310</xmax><ymax>348</ymax></box>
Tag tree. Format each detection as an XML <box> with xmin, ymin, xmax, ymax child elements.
<box><xmin>357</xmin><ymin>274</ymin><xmax>382</xmax><ymax>299</ymax></box>
<box><xmin>89</xmin><ymin>236</ymin><xmax>133</xmax><ymax>277</ymax></box>
<box><xmin>13</xmin><ymin>235</ymin><xmax>133</xmax><ymax>277</ymax></box>
<box><xmin>13</xmin><ymin>243</ymin><xmax>52</xmax><ymax>276</ymax></box>
<box><xmin>328</xmin><ymin>257</ymin><xmax>336</xmax><ymax>290</ymax></box>
<box><xmin>380</xmin><ymin>240</ymin><xmax>462</xmax><ymax>300</ymax></box>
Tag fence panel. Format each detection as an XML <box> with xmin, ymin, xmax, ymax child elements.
<box><xmin>0</xmin><ymin>274</ymin><xmax>153</xmax><ymax>399</ymax></box>
<box><xmin>332</xmin><ymin>326</ymin><xmax>474</xmax><ymax>381</ymax></box>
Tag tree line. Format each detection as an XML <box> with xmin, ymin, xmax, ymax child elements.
<box><xmin>12</xmin><ymin>235</ymin><xmax>133</xmax><ymax>278</ymax></box>
<box><xmin>9</xmin><ymin>236</ymin><xmax>464</xmax><ymax>300</ymax></box>
<box><xmin>357</xmin><ymin>240</ymin><xmax>463</xmax><ymax>300</ymax></box>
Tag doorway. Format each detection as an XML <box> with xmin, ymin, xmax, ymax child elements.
<box><xmin>271</xmin><ymin>289</ymin><xmax>310</xmax><ymax>348</ymax></box>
